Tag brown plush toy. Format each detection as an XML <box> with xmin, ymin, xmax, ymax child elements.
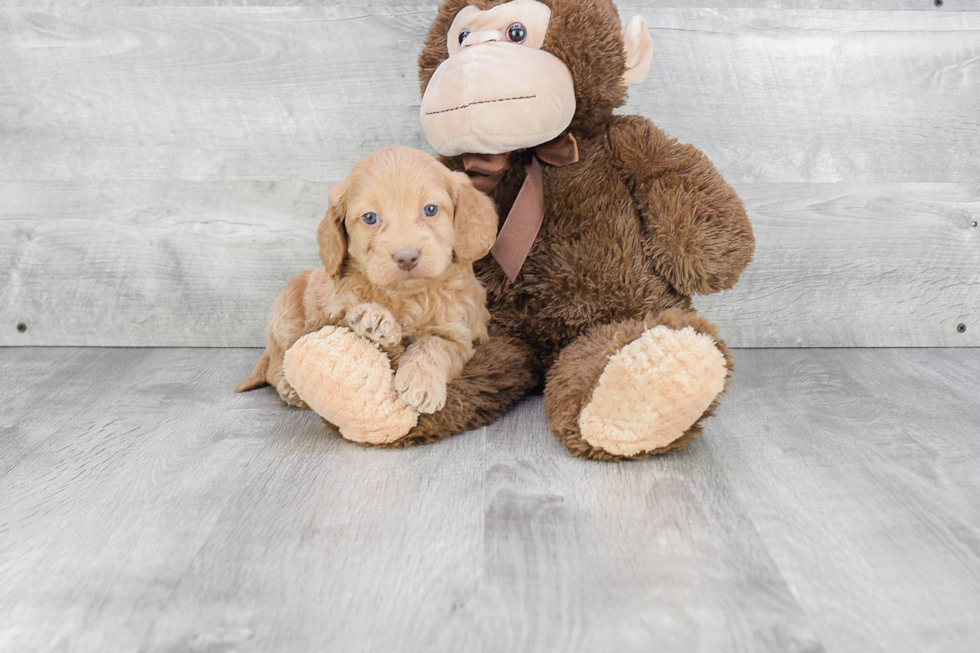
<box><xmin>283</xmin><ymin>0</ymin><xmax>754</xmax><ymax>459</ymax></box>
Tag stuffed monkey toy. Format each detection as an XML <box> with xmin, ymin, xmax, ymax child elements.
<box><xmin>282</xmin><ymin>0</ymin><xmax>754</xmax><ymax>460</ymax></box>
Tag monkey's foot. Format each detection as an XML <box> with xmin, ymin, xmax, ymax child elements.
<box><xmin>283</xmin><ymin>326</ymin><xmax>418</xmax><ymax>445</ymax></box>
<box><xmin>578</xmin><ymin>325</ymin><xmax>728</xmax><ymax>457</ymax></box>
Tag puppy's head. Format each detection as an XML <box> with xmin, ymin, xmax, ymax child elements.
<box><xmin>318</xmin><ymin>146</ymin><xmax>498</xmax><ymax>290</ymax></box>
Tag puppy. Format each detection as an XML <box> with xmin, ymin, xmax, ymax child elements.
<box><xmin>235</xmin><ymin>146</ymin><xmax>498</xmax><ymax>415</ymax></box>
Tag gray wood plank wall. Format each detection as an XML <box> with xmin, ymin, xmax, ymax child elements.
<box><xmin>1</xmin><ymin>3</ymin><xmax>978</xmax><ymax>346</ymax></box>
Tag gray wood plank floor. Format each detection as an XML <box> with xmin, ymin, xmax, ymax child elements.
<box><xmin>0</xmin><ymin>347</ymin><xmax>978</xmax><ymax>652</ymax></box>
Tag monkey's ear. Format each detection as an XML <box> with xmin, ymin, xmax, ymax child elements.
<box><xmin>622</xmin><ymin>15</ymin><xmax>654</xmax><ymax>86</ymax></box>
<box><xmin>317</xmin><ymin>181</ymin><xmax>350</xmax><ymax>277</ymax></box>
<box><xmin>450</xmin><ymin>171</ymin><xmax>498</xmax><ymax>263</ymax></box>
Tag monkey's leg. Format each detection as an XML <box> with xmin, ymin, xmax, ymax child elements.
<box><xmin>285</xmin><ymin>325</ymin><xmax>538</xmax><ymax>448</ymax></box>
<box><xmin>543</xmin><ymin>308</ymin><xmax>733</xmax><ymax>461</ymax></box>
<box><xmin>284</xmin><ymin>326</ymin><xmax>417</xmax><ymax>445</ymax></box>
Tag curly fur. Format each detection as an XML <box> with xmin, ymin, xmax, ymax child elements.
<box><xmin>236</xmin><ymin>146</ymin><xmax>498</xmax><ymax>416</ymax></box>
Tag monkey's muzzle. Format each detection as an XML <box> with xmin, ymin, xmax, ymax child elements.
<box><xmin>420</xmin><ymin>42</ymin><xmax>576</xmax><ymax>157</ymax></box>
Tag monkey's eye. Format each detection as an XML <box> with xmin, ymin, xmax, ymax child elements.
<box><xmin>507</xmin><ymin>23</ymin><xmax>526</xmax><ymax>43</ymax></box>
<box><xmin>361</xmin><ymin>212</ymin><xmax>379</xmax><ymax>226</ymax></box>
<box><xmin>423</xmin><ymin>204</ymin><xmax>439</xmax><ymax>217</ymax></box>
<box><xmin>458</xmin><ymin>29</ymin><xmax>470</xmax><ymax>46</ymax></box>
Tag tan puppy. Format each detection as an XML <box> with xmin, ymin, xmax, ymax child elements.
<box><xmin>236</xmin><ymin>146</ymin><xmax>498</xmax><ymax>415</ymax></box>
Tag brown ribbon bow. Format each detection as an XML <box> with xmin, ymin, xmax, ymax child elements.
<box><xmin>462</xmin><ymin>132</ymin><xmax>579</xmax><ymax>282</ymax></box>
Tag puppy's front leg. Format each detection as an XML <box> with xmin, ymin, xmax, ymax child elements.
<box><xmin>344</xmin><ymin>303</ymin><xmax>402</xmax><ymax>348</ymax></box>
<box><xmin>394</xmin><ymin>336</ymin><xmax>472</xmax><ymax>414</ymax></box>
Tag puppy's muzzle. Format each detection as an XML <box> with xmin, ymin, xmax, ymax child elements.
<box><xmin>393</xmin><ymin>247</ymin><xmax>421</xmax><ymax>272</ymax></box>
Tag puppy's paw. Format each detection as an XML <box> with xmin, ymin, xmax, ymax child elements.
<box><xmin>394</xmin><ymin>362</ymin><xmax>447</xmax><ymax>414</ymax></box>
<box><xmin>344</xmin><ymin>303</ymin><xmax>402</xmax><ymax>348</ymax></box>
<box><xmin>275</xmin><ymin>378</ymin><xmax>308</xmax><ymax>409</ymax></box>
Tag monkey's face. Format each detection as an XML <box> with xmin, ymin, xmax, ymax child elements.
<box><xmin>420</xmin><ymin>0</ymin><xmax>576</xmax><ymax>156</ymax></box>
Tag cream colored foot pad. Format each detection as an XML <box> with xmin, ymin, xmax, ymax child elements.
<box><xmin>579</xmin><ymin>325</ymin><xmax>727</xmax><ymax>456</ymax></box>
<box><xmin>284</xmin><ymin>326</ymin><xmax>418</xmax><ymax>445</ymax></box>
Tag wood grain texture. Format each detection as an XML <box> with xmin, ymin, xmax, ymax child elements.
<box><xmin>3</xmin><ymin>7</ymin><xmax>977</xmax><ymax>182</ymax></box>
<box><xmin>694</xmin><ymin>182</ymin><xmax>980</xmax><ymax>347</ymax></box>
<box><xmin>1</xmin><ymin>6</ymin><xmax>978</xmax><ymax>346</ymax></box>
<box><xmin>0</xmin><ymin>181</ymin><xmax>323</xmax><ymax>347</ymax></box>
<box><xmin>1</xmin><ymin>347</ymin><xmax>979</xmax><ymax>652</ymax></box>
<box><xmin>705</xmin><ymin>348</ymin><xmax>980</xmax><ymax>653</ymax></box>
<box><xmin>623</xmin><ymin>8</ymin><xmax>980</xmax><ymax>184</ymax></box>
<box><xmin>449</xmin><ymin>397</ymin><xmax>822</xmax><ymax>653</ymax></box>
<box><xmin>0</xmin><ymin>6</ymin><xmax>433</xmax><ymax>181</ymax></box>
<box><xmin>2</xmin><ymin>182</ymin><xmax>976</xmax><ymax>346</ymax></box>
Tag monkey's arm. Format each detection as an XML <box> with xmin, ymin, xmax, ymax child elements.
<box><xmin>608</xmin><ymin>115</ymin><xmax>755</xmax><ymax>296</ymax></box>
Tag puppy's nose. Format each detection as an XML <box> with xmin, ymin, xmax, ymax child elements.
<box><xmin>393</xmin><ymin>247</ymin><xmax>421</xmax><ymax>271</ymax></box>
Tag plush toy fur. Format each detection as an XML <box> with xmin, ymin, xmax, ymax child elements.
<box><xmin>418</xmin><ymin>0</ymin><xmax>752</xmax><ymax>459</ymax></box>
<box><xmin>275</xmin><ymin>0</ymin><xmax>754</xmax><ymax>460</ymax></box>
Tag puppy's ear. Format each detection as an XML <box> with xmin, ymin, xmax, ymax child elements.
<box><xmin>450</xmin><ymin>171</ymin><xmax>498</xmax><ymax>263</ymax></box>
<box><xmin>318</xmin><ymin>180</ymin><xmax>349</xmax><ymax>277</ymax></box>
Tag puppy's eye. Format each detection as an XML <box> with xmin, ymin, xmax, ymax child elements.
<box><xmin>423</xmin><ymin>204</ymin><xmax>439</xmax><ymax>217</ymax></box>
<box><xmin>507</xmin><ymin>23</ymin><xmax>526</xmax><ymax>43</ymax></box>
<box><xmin>361</xmin><ymin>212</ymin><xmax>379</xmax><ymax>226</ymax></box>
<box><xmin>458</xmin><ymin>30</ymin><xmax>470</xmax><ymax>46</ymax></box>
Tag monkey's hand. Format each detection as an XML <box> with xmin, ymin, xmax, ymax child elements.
<box><xmin>609</xmin><ymin>115</ymin><xmax>755</xmax><ymax>296</ymax></box>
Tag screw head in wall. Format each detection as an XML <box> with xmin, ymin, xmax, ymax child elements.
<box><xmin>957</xmin><ymin>323</ymin><xmax>967</xmax><ymax>333</ymax></box>
<box><xmin>972</xmin><ymin>221</ymin><xmax>978</xmax><ymax>228</ymax></box>
<box><xmin>16</xmin><ymin>323</ymin><xmax>27</xmax><ymax>333</ymax></box>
